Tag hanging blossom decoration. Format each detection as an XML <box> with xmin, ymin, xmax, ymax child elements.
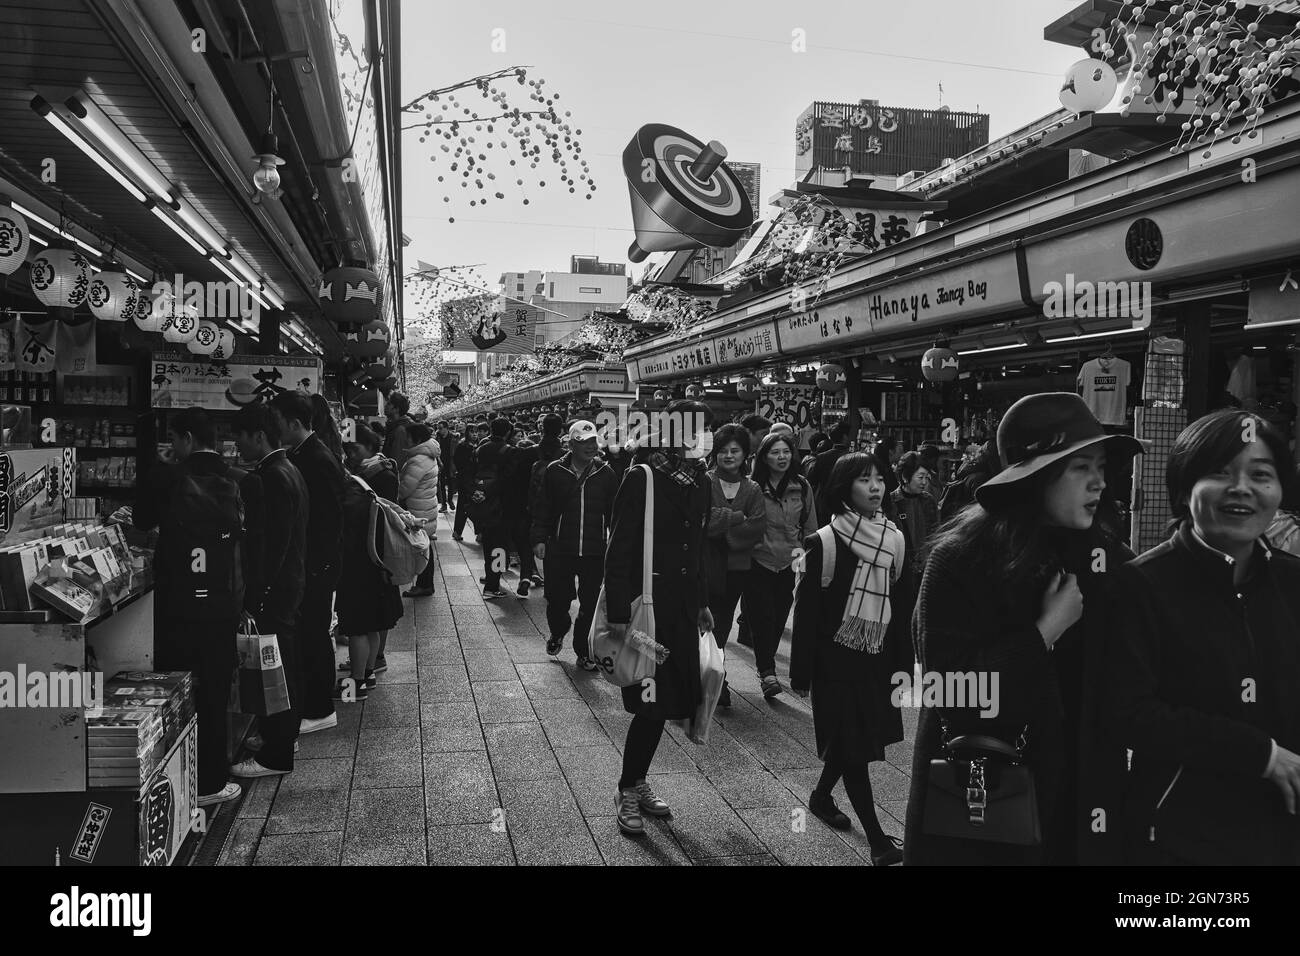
<box><xmin>1109</xmin><ymin>0</ymin><xmax>1300</xmax><ymax>156</ymax></box>
<box><xmin>402</xmin><ymin>66</ymin><xmax>595</xmax><ymax>221</ymax></box>
<box><xmin>625</xmin><ymin>285</ymin><xmax>718</xmax><ymax>335</ymax></box>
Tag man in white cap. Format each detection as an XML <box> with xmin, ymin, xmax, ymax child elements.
<box><xmin>531</xmin><ymin>420</ymin><xmax>619</xmax><ymax>668</ymax></box>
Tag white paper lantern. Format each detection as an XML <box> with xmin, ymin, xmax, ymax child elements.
<box><xmin>88</xmin><ymin>267</ymin><xmax>138</xmax><ymax>323</ymax></box>
<box><xmin>188</xmin><ymin>320</ymin><xmax>220</xmax><ymax>355</ymax></box>
<box><xmin>210</xmin><ymin>327</ymin><xmax>236</xmax><ymax>361</ymax></box>
<box><xmin>134</xmin><ymin>285</ymin><xmax>165</xmax><ymax>333</ymax></box>
<box><xmin>0</xmin><ymin>200</ymin><xmax>31</xmax><ymax>277</ymax></box>
<box><xmin>1060</xmin><ymin>58</ymin><xmax>1119</xmax><ymax>114</ymax></box>
<box><xmin>161</xmin><ymin>300</ymin><xmax>200</xmax><ymax>344</ymax></box>
<box><xmin>29</xmin><ymin>248</ymin><xmax>91</xmax><ymax>309</ymax></box>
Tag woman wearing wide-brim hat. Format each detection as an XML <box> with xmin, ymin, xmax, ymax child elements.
<box><xmin>904</xmin><ymin>392</ymin><xmax>1140</xmax><ymax>865</ymax></box>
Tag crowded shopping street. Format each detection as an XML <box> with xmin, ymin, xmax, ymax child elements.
<box><xmin>1</xmin><ymin>0</ymin><xmax>1299</xmax><ymax>928</ymax></box>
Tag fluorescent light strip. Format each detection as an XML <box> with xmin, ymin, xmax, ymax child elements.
<box><xmin>224</xmin><ymin>251</ymin><xmax>260</xmax><ymax>287</ymax></box>
<box><xmin>957</xmin><ymin>343</ymin><xmax>1028</xmax><ymax>356</ymax></box>
<box><xmin>175</xmin><ymin>203</ymin><xmax>225</xmax><ymax>252</ymax></box>
<box><xmin>1244</xmin><ymin>317</ymin><xmax>1300</xmax><ymax>331</ymax></box>
<box><xmin>74</xmin><ymin>109</ymin><xmax>174</xmax><ymax>204</ymax></box>
<box><xmin>40</xmin><ymin>110</ymin><xmax>147</xmax><ymax>202</ymax></box>
<box><xmin>125</xmin><ymin>268</ymin><xmax>147</xmax><ymax>284</ymax></box>
<box><xmin>1045</xmin><ymin>327</ymin><xmax>1147</xmax><ymax>344</ymax></box>
<box><xmin>247</xmin><ymin>287</ymin><xmax>272</xmax><ymax>311</ymax></box>
<box><xmin>150</xmin><ymin>206</ymin><xmax>206</xmax><ymax>255</ymax></box>
<box><xmin>261</xmin><ymin>287</ymin><xmax>284</xmax><ymax>311</ymax></box>
<box><xmin>208</xmin><ymin>253</ymin><xmax>245</xmax><ymax>287</ymax></box>
<box><xmin>13</xmin><ymin>203</ymin><xmax>102</xmax><ymax>258</ymax></box>
<box><xmin>29</xmin><ymin>234</ymin><xmax>48</xmax><ymax>247</ymax></box>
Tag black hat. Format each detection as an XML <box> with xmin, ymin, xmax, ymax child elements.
<box><xmin>975</xmin><ymin>392</ymin><xmax>1143</xmax><ymax>508</ymax></box>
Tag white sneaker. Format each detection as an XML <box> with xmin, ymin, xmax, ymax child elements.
<box><xmin>197</xmin><ymin>782</ymin><xmax>242</xmax><ymax>807</ymax></box>
<box><xmin>299</xmin><ymin>713</ymin><xmax>338</xmax><ymax>734</ymax></box>
<box><xmin>230</xmin><ymin>758</ymin><xmax>289</xmax><ymax>778</ymax></box>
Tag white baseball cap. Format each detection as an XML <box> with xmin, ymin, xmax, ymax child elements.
<box><xmin>568</xmin><ymin>420</ymin><xmax>599</xmax><ymax>442</ymax></box>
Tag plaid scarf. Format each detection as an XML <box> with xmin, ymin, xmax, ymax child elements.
<box><xmin>648</xmin><ymin>450</ymin><xmax>704</xmax><ymax>487</ymax></box>
<box><xmin>829</xmin><ymin>511</ymin><xmax>905</xmax><ymax>653</ymax></box>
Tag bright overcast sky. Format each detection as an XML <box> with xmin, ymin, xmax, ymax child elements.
<box><xmin>400</xmin><ymin>0</ymin><xmax>1086</xmax><ymax>306</ymax></box>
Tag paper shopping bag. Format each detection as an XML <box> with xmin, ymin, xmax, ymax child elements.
<box><xmin>237</xmin><ymin>628</ymin><xmax>291</xmax><ymax>717</ymax></box>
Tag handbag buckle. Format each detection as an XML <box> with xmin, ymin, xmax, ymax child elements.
<box><xmin>966</xmin><ymin>757</ymin><xmax>987</xmax><ymax>827</ymax></box>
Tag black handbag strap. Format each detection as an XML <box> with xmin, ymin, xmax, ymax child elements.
<box><xmin>945</xmin><ymin>734</ymin><xmax>1022</xmax><ymax>763</ymax></box>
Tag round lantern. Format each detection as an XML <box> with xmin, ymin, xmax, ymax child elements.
<box><xmin>210</xmin><ymin>328</ymin><xmax>236</xmax><ymax>361</ymax></box>
<box><xmin>188</xmin><ymin>320</ymin><xmax>220</xmax><ymax>355</ymax></box>
<box><xmin>134</xmin><ymin>283</ymin><xmax>165</xmax><ymax>333</ymax></box>
<box><xmin>736</xmin><ymin>375</ymin><xmax>759</xmax><ymax>402</ymax></box>
<box><xmin>921</xmin><ymin>342</ymin><xmax>959</xmax><ymax>383</ymax></box>
<box><xmin>816</xmin><ymin>362</ymin><xmax>846</xmax><ymax>393</ymax></box>
<box><xmin>685</xmin><ymin>383</ymin><xmax>706</xmax><ymax>399</ymax></box>
<box><xmin>1059</xmin><ymin>58</ymin><xmax>1118</xmax><ymax>115</ymax></box>
<box><xmin>0</xmin><ymin>198</ymin><xmax>31</xmax><ymax>277</ymax></box>
<box><xmin>319</xmin><ymin>265</ymin><xmax>381</xmax><ymax>326</ymax></box>
<box><xmin>161</xmin><ymin>299</ymin><xmax>200</xmax><ymax>345</ymax></box>
<box><xmin>343</xmin><ymin>319</ymin><xmax>391</xmax><ymax>358</ymax></box>
<box><xmin>29</xmin><ymin>247</ymin><xmax>91</xmax><ymax>309</ymax></box>
<box><xmin>88</xmin><ymin>265</ymin><xmax>139</xmax><ymax>323</ymax></box>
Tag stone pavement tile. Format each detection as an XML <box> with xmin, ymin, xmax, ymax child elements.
<box><xmin>254</xmin><ymin>831</ymin><xmax>343</xmax><ymax>866</ymax></box>
<box><xmin>681</xmin><ymin>727</ymin><xmax>761</xmax><ymax>776</ymax></box>
<box><xmin>554</xmin><ymin>741</ymin><xmax>623</xmax><ymax>777</ymax></box>
<box><xmin>421</xmin><ymin>700</ymin><xmax>485</xmax><ymax>753</ymax></box>
<box><xmin>533</xmin><ymin>698</ymin><xmax>609</xmax><ymax>749</ymax></box>
<box><xmin>485</xmin><ymin>722</ymin><xmax>563</xmax><ymax>781</ymax></box>
<box><xmin>384</xmin><ymin>627</ymin><xmax>416</xmax><ymax>653</ymax></box>
<box><xmin>597</xmin><ymin>710</ymin><xmax>633</xmax><ymax>746</ymax></box>
<box><xmin>237</xmin><ymin>775</ymin><xmax>280</xmax><ymax>819</ymax></box>
<box><xmin>472</xmin><ymin>680</ymin><xmax>536</xmax><ymax>723</ymax></box>
<box><xmin>717</xmin><ymin>708</ymin><xmax>821</xmax><ymax>770</ymax></box>
<box><xmin>216</xmin><ymin>818</ymin><xmax>262</xmax><ymax>866</ymax></box>
<box><xmin>463</xmin><ymin>648</ymin><xmax>518</xmax><ymax>682</ymax></box>
<box><xmin>883</xmin><ymin>741</ymin><xmax>912</xmax><ymax>772</ymax></box>
<box><xmin>416</xmin><ymin>639</ymin><xmax>465</xmax><ymax>666</ymax></box>
<box><xmin>879</xmin><ymin>800</ymin><xmax>909</xmax><ymax>828</ymax></box>
<box><xmin>424</xmin><ymin>751</ymin><xmax>500</xmax><ymax>826</ymax></box>
<box><xmin>457</xmin><ymin>627</ymin><xmax>506</xmax><ymax>649</ymax></box>
<box><xmin>650</xmin><ymin>735</ymin><xmax>702</xmax><ymax>774</ymax></box>
<box><xmin>265</xmin><ymin>758</ymin><xmax>353</xmax><ymax>834</ymax></box>
<box><xmin>705</xmin><ymin>767</ymin><xmax>804</xmax><ymax>811</ymax></box>
<box><xmin>353</xmin><ymin>725</ymin><xmax>423</xmax><ymax>789</ymax></box>
<box><xmin>342</xmin><ymin>787</ymin><xmax>426</xmax><ymax>865</ymax></box>
<box><xmin>497</xmin><ymin>777</ymin><xmax>602</xmax><ymax>866</ymax></box>
<box><xmin>295</xmin><ymin>699</ymin><xmax>362</xmax><ymax>759</ymax></box>
<box><xmin>515</xmin><ymin>662</ymin><xmax>581</xmax><ymax>700</ymax></box>
<box><xmin>426</xmin><ymin>823</ymin><xmax>515</xmax><ymax>866</ymax></box>
<box><xmin>574</xmin><ymin>672</ymin><xmax>626</xmax><ymax>712</ymax></box>
<box><xmin>500</xmin><ymin>635</ymin><xmax>553</xmax><ymax>663</ymax></box>
<box><xmin>588</xmin><ymin>815</ymin><xmax>692</xmax><ymax>865</ymax></box>
<box><xmin>738</xmin><ymin>807</ymin><xmax>866</xmax><ymax>866</ymax></box>
<box><xmin>697</xmin><ymin>853</ymin><xmax>781</xmax><ymax>866</ymax></box>
<box><xmin>448</xmin><ymin>589</ymin><xmax>487</xmax><ymax>606</ymax></box>
<box><xmin>361</xmin><ymin>683</ymin><xmax>421</xmax><ymax>729</ymax></box>
<box><xmin>561</xmin><ymin>769</ymin><xmax>618</xmax><ymax>817</ymax></box>
<box><xmin>452</xmin><ymin>606</ymin><xmax>494</xmax><ymax>627</ymax></box>
<box><xmin>376</xmin><ymin>650</ymin><xmax>417</xmax><ymax>685</ymax></box>
<box><xmin>496</xmin><ymin>620</ymin><xmax>543</xmax><ymax>637</ymax></box>
<box><xmin>646</xmin><ymin>771</ymin><xmax>768</xmax><ymax>860</ymax></box>
<box><xmin>420</xmin><ymin>664</ymin><xmax>473</xmax><ymax>703</ymax></box>
<box><xmin>415</xmin><ymin>618</ymin><xmax>459</xmax><ymax>642</ymax></box>
<box><xmin>870</xmin><ymin>760</ymin><xmax>913</xmax><ymax>804</ymax></box>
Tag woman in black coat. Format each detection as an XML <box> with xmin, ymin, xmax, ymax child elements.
<box><xmin>1107</xmin><ymin>410</ymin><xmax>1300</xmax><ymax>864</ymax></box>
<box><xmin>604</xmin><ymin>401</ymin><xmax>713</xmax><ymax>838</ymax></box>
<box><xmin>905</xmin><ymin>394</ymin><xmax>1138</xmax><ymax>866</ymax></box>
<box><xmin>791</xmin><ymin>453</ymin><xmax>906</xmax><ymax>865</ymax></box>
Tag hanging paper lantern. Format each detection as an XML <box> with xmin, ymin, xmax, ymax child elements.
<box><xmin>816</xmin><ymin>362</ymin><xmax>846</xmax><ymax>393</ymax></box>
<box><xmin>188</xmin><ymin>320</ymin><xmax>220</xmax><ymax>355</ymax></box>
<box><xmin>29</xmin><ymin>248</ymin><xmax>91</xmax><ymax>309</ymax></box>
<box><xmin>1059</xmin><ymin>58</ymin><xmax>1118</xmax><ymax>115</ymax></box>
<box><xmin>318</xmin><ymin>265</ymin><xmax>381</xmax><ymax>326</ymax></box>
<box><xmin>161</xmin><ymin>299</ymin><xmax>200</xmax><ymax>345</ymax></box>
<box><xmin>921</xmin><ymin>342</ymin><xmax>959</xmax><ymax>383</ymax></box>
<box><xmin>736</xmin><ymin>376</ymin><xmax>759</xmax><ymax>402</ymax></box>
<box><xmin>651</xmin><ymin>388</ymin><xmax>670</xmax><ymax>408</ymax></box>
<box><xmin>210</xmin><ymin>328</ymin><xmax>236</xmax><ymax>361</ymax></box>
<box><xmin>343</xmin><ymin>319</ymin><xmax>391</xmax><ymax>358</ymax></box>
<box><xmin>365</xmin><ymin>355</ymin><xmax>394</xmax><ymax>381</ymax></box>
<box><xmin>88</xmin><ymin>266</ymin><xmax>139</xmax><ymax>323</ymax></box>
<box><xmin>0</xmin><ymin>199</ymin><xmax>31</xmax><ymax>277</ymax></box>
<box><xmin>685</xmin><ymin>383</ymin><xmax>706</xmax><ymax>399</ymax></box>
<box><xmin>134</xmin><ymin>283</ymin><xmax>165</xmax><ymax>333</ymax></box>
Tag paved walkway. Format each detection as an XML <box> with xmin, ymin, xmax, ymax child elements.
<box><xmin>214</xmin><ymin>510</ymin><xmax>916</xmax><ymax>866</ymax></box>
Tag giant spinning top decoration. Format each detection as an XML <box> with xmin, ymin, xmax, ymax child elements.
<box><xmin>622</xmin><ymin>124</ymin><xmax>754</xmax><ymax>263</ymax></box>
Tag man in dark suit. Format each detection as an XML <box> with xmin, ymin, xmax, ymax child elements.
<box><xmin>270</xmin><ymin>391</ymin><xmax>345</xmax><ymax>734</ymax></box>
<box><xmin>135</xmin><ymin>406</ymin><xmax>256</xmax><ymax>808</ymax></box>
<box><xmin>230</xmin><ymin>404</ymin><xmax>309</xmax><ymax>777</ymax></box>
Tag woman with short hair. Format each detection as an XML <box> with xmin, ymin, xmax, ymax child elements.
<box><xmin>1108</xmin><ymin>410</ymin><xmax>1300</xmax><ymax>864</ymax></box>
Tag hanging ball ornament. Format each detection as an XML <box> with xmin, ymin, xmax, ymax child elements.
<box><xmin>685</xmin><ymin>382</ymin><xmax>706</xmax><ymax>399</ymax></box>
<box><xmin>160</xmin><ymin>295</ymin><xmax>201</xmax><ymax>345</ymax></box>
<box><xmin>816</xmin><ymin>362</ymin><xmax>846</xmax><ymax>393</ymax></box>
<box><xmin>921</xmin><ymin>341</ymin><xmax>960</xmax><ymax>383</ymax></box>
<box><xmin>736</xmin><ymin>375</ymin><xmax>760</xmax><ymax>402</ymax></box>
<box><xmin>1060</xmin><ymin>58</ymin><xmax>1119</xmax><ymax>114</ymax></box>
<box><xmin>319</xmin><ymin>265</ymin><xmax>381</xmax><ymax>326</ymax></box>
<box><xmin>0</xmin><ymin>196</ymin><xmax>31</xmax><ymax>277</ymax></box>
<box><xmin>188</xmin><ymin>320</ymin><xmax>220</xmax><ymax>355</ymax></box>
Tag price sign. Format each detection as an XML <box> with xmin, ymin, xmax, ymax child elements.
<box><xmin>756</xmin><ymin>385</ymin><xmax>844</xmax><ymax>429</ymax></box>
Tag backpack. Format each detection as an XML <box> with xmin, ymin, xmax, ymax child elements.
<box><xmin>163</xmin><ymin>466</ymin><xmax>245</xmax><ymax>620</ymax></box>
<box><xmin>813</xmin><ymin>526</ymin><xmax>837</xmax><ymax>588</ymax></box>
<box><xmin>351</xmin><ymin>475</ymin><xmax>431</xmax><ymax>584</ymax></box>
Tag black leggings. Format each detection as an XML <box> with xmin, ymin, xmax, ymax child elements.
<box><xmin>619</xmin><ymin>714</ymin><xmax>665</xmax><ymax>790</ymax></box>
<box><xmin>815</xmin><ymin>757</ymin><xmax>889</xmax><ymax>847</ymax></box>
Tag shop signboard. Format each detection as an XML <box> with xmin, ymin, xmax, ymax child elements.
<box><xmin>149</xmin><ymin>352</ymin><xmax>322</xmax><ymax>410</ymax></box>
<box><xmin>585</xmin><ymin>370</ymin><xmax>629</xmax><ymax>392</ymax></box>
<box><xmin>632</xmin><ymin>339</ymin><xmax>718</xmax><ymax>382</ymax></box>
<box><xmin>757</xmin><ymin>384</ymin><xmax>846</xmax><ymax>429</ymax></box>
<box><xmin>714</xmin><ymin>320</ymin><xmax>782</xmax><ymax>368</ymax></box>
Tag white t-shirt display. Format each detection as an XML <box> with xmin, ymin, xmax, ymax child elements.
<box><xmin>1077</xmin><ymin>356</ymin><xmax>1131</xmax><ymax>425</ymax></box>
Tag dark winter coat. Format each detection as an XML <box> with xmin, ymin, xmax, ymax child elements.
<box><xmin>604</xmin><ymin>464</ymin><xmax>711</xmax><ymax>721</ymax></box>
<box><xmin>288</xmin><ymin>432</ymin><xmax>347</xmax><ymax>576</ymax></box>
<box><xmin>790</xmin><ymin>529</ymin><xmax>905</xmax><ymax>764</ymax></box>
<box><xmin>247</xmin><ymin>450</ymin><xmax>308</xmax><ymax>629</ymax></box>
<box><xmin>904</xmin><ymin>527</ymin><xmax>1133</xmax><ymax>866</ymax></box>
<box><xmin>452</xmin><ymin>438</ymin><xmax>476</xmax><ymax>489</ymax></box>
<box><xmin>530</xmin><ymin>453</ymin><xmax>618</xmax><ymax>557</ymax></box>
<box><xmin>938</xmin><ymin>442</ymin><xmax>999</xmax><ymax>524</ymax></box>
<box><xmin>1107</xmin><ymin>525</ymin><xmax>1300</xmax><ymax>865</ymax></box>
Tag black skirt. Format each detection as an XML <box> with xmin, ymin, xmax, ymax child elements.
<box><xmin>810</xmin><ymin>638</ymin><xmax>903</xmax><ymax>764</ymax></box>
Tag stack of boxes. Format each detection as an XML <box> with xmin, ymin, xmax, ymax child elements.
<box><xmin>87</xmin><ymin>672</ymin><xmax>195</xmax><ymax>790</ymax></box>
<box><xmin>0</xmin><ymin>522</ymin><xmax>141</xmax><ymax>617</ymax></box>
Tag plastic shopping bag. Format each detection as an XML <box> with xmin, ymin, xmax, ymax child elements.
<box><xmin>236</xmin><ymin>621</ymin><xmax>291</xmax><ymax>717</ymax></box>
<box><xmin>674</xmin><ymin>631</ymin><xmax>725</xmax><ymax>746</ymax></box>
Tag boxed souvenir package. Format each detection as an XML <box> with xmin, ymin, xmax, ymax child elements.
<box><xmin>87</xmin><ymin>673</ymin><xmax>195</xmax><ymax>790</ymax></box>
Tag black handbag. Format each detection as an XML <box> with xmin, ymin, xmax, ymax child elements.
<box><xmin>922</xmin><ymin>722</ymin><xmax>1041</xmax><ymax>846</ymax></box>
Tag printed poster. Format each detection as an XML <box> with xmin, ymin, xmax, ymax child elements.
<box><xmin>150</xmin><ymin>351</ymin><xmax>322</xmax><ymax>410</ymax></box>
